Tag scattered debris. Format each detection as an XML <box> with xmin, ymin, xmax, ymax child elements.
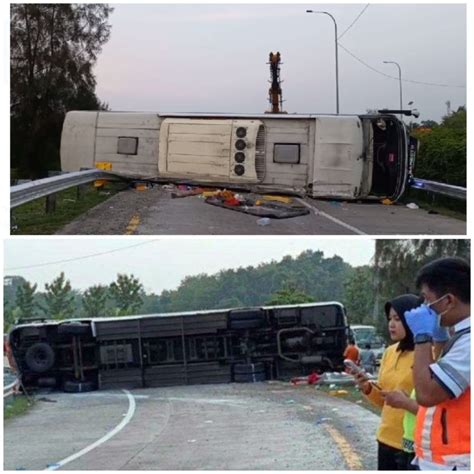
<box><xmin>406</xmin><ymin>202</ymin><xmax>419</xmax><ymax>210</ymax></box>
<box><xmin>290</xmin><ymin>372</ymin><xmax>320</xmax><ymax>385</ymax></box>
<box><xmin>428</xmin><ymin>209</ymin><xmax>439</xmax><ymax>215</ymax></box>
<box><xmin>37</xmin><ymin>397</ymin><xmax>57</xmax><ymax>403</ymax></box>
<box><xmin>257</xmin><ymin>217</ymin><xmax>271</xmax><ymax>226</ymax></box>
<box><xmin>381</xmin><ymin>198</ymin><xmax>394</xmax><ymax>205</ymax></box>
<box><xmin>315</xmin><ymin>417</ymin><xmax>332</xmax><ymax>425</ymax></box>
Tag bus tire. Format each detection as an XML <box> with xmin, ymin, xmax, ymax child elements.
<box><xmin>63</xmin><ymin>380</ymin><xmax>96</xmax><ymax>393</ymax></box>
<box><xmin>58</xmin><ymin>323</ymin><xmax>90</xmax><ymax>336</ymax></box>
<box><xmin>229</xmin><ymin>309</ymin><xmax>264</xmax><ymax>321</ymax></box>
<box><xmin>25</xmin><ymin>343</ymin><xmax>55</xmax><ymax>373</ymax></box>
<box><xmin>230</xmin><ymin>319</ymin><xmax>263</xmax><ymax>330</ymax></box>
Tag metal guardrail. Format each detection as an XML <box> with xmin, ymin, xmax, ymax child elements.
<box><xmin>410</xmin><ymin>177</ymin><xmax>466</xmax><ymax>201</ymax></box>
<box><xmin>4</xmin><ymin>379</ymin><xmax>19</xmax><ymax>400</ymax></box>
<box><xmin>10</xmin><ymin>169</ymin><xmax>118</xmax><ymax>209</ymax></box>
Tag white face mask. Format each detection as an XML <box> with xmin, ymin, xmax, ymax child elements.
<box><xmin>425</xmin><ymin>293</ymin><xmax>451</xmax><ymax>320</ymax></box>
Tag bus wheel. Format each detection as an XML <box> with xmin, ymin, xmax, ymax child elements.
<box><xmin>230</xmin><ymin>319</ymin><xmax>263</xmax><ymax>330</ymax></box>
<box><xmin>58</xmin><ymin>323</ymin><xmax>90</xmax><ymax>336</ymax></box>
<box><xmin>63</xmin><ymin>380</ymin><xmax>96</xmax><ymax>393</ymax></box>
<box><xmin>25</xmin><ymin>342</ymin><xmax>55</xmax><ymax>373</ymax></box>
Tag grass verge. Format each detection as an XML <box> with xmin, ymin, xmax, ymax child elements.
<box><xmin>4</xmin><ymin>394</ymin><xmax>34</xmax><ymax>421</ymax></box>
<box><xmin>402</xmin><ymin>189</ymin><xmax>466</xmax><ymax>221</ymax></box>
<box><xmin>11</xmin><ymin>180</ymin><xmax>128</xmax><ymax>235</ymax></box>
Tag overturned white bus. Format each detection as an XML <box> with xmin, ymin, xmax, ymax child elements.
<box><xmin>61</xmin><ymin>110</ymin><xmax>417</xmax><ymax>201</ymax></box>
<box><xmin>7</xmin><ymin>302</ymin><xmax>350</xmax><ymax>392</ymax></box>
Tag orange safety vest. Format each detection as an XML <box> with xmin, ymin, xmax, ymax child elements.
<box><xmin>414</xmin><ymin>328</ymin><xmax>470</xmax><ymax>466</ymax></box>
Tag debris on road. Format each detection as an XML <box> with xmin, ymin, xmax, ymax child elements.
<box><xmin>406</xmin><ymin>202</ymin><xmax>420</xmax><ymax>209</ymax></box>
<box><xmin>290</xmin><ymin>372</ymin><xmax>321</xmax><ymax>385</ymax></box>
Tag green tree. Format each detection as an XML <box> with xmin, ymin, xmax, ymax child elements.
<box><xmin>10</xmin><ymin>4</ymin><xmax>113</xmax><ymax>177</ymax></box>
<box><xmin>373</xmin><ymin>239</ymin><xmax>470</xmax><ymax>333</ymax></box>
<box><xmin>42</xmin><ymin>272</ymin><xmax>75</xmax><ymax>320</ymax></box>
<box><xmin>413</xmin><ymin>107</ymin><xmax>466</xmax><ymax>186</ymax></box>
<box><xmin>82</xmin><ymin>284</ymin><xmax>109</xmax><ymax>317</ymax></box>
<box><xmin>15</xmin><ymin>280</ymin><xmax>38</xmax><ymax>320</ymax></box>
<box><xmin>342</xmin><ymin>266</ymin><xmax>375</xmax><ymax>325</ymax></box>
<box><xmin>265</xmin><ymin>286</ymin><xmax>315</xmax><ymax>305</ymax></box>
<box><xmin>109</xmin><ymin>274</ymin><xmax>144</xmax><ymax>316</ymax></box>
<box><xmin>4</xmin><ymin>301</ymin><xmax>19</xmax><ymax>333</ymax></box>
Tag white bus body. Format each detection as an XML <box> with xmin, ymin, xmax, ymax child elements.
<box><xmin>61</xmin><ymin>111</ymin><xmax>411</xmax><ymax>201</ymax></box>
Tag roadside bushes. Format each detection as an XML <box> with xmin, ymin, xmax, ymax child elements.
<box><xmin>413</xmin><ymin>108</ymin><xmax>466</xmax><ymax>187</ymax></box>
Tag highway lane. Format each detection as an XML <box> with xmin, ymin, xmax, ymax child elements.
<box><xmin>56</xmin><ymin>186</ymin><xmax>465</xmax><ymax>235</ymax></box>
<box><xmin>4</xmin><ymin>382</ymin><xmax>380</xmax><ymax>470</ymax></box>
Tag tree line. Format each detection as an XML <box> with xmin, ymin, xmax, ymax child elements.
<box><xmin>409</xmin><ymin>107</ymin><xmax>466</xmax><ymax>187</ymax></box>
<box><xmin>10</xmin><ymin>4</ymin><xmax>113</xmax><ymax>179</ymax></box>
<box><xmin>4</xmin><ymin>240</ymin><xmax>469</xmax><ymax>336</ymax></box>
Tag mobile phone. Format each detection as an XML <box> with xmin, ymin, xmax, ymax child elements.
<box><xmin>344</xmin><ymin>359</ymin><xmax>382</xmax><ymax>390</ymax></box>
<box><xmin>344</xmin><ymin>359</ymin><xmax>365</xmax><ymax>375</ymax></box>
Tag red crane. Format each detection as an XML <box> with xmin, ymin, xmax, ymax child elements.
<box><xmin>268</xmin><ymin>52</ymin><xmax>285</xmax><ymax>113</ymax></box>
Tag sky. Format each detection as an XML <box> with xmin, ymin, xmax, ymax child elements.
<box><xmin>4</xmin><ymin>238</ymin><xmax>375</xmax><ymax>294</ymax></box>
<box><xmin>93</xmin><ymin>3</ymin><xmax>466</xmax><ymax>122</ymax></box>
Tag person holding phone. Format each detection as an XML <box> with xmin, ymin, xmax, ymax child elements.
<box><xmin>351</xmin><ymin>294</ymin><xmax>420</xmax><ymax>470</ymax></box>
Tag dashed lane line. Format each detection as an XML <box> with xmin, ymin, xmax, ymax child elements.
<box><xmin>124</xmin><ymin>214</ymin><xmax>140</xmax><ymax>234</ymax></box>
<box><xmin>324</xmin><ymin>424</ymin><xmax>363</xmax><ymax>470</ymax></box>
<box><xmin>296</xmin><ymin>198</ymin><xmax>367</xmax><ymax>235</ymax></box>
<box><xmin>45</xmin><ymin>389</ymin><xmax>136</xmax><ymax>471</ymax></box>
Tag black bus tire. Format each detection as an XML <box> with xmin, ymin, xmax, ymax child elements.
<box><xmin>63</xmin><ymin>380</ymin><xmax>96</xmax><ymax>393</ymax></box>
<box><xmin>229</xmin><ymin>309</ymin><xmax>264</xmax><ymax>321</ymax></box>
<box><xmin>58</xmin><ymin>323</ymin><xmax>90</xmax><ymax>336</ymax></box>
<box><xmin>25</xmin><ymin>343</ymin><xmax>55</xmax><ymax>373</ymax></box>
<box><xmin>230</xmin><ymin>319</ymin><xmax>263</xmax><ymax>330</ymax></box>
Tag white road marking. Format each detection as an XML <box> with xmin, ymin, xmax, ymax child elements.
<box><xmin>296</xmin><ymin>198</ymin><xmax>367</xmax><ymax>235</ymax></box>
<box><xmin>45</xmin><ymin>390</ymin><xmax>136</xmax><ymax>471</ymax></box>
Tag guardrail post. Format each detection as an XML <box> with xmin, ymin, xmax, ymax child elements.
<box><xmin>45</xmin><ymin>193</ymin><xmax>57</xmax><ymax>214</ymax></box>
<box><xmin>76</xmin><ymin>184</ymin><xmax>86</xmax><ymax>201</ymax></box>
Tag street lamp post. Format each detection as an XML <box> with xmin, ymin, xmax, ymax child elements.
<box><xmin>306</xmin><ymin>10</ymin><xmax>339</xmax><ymax>114</ymax></box>
<box><xmin>383</xmin><ymin>61</ymin><xmax>403</xmax><ymax>119</ymax></box>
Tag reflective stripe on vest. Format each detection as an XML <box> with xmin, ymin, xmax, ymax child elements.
<box><xmin>415</xmin><ymin>327</ymin><xmax>471</xmax><ymax>466</ymax></box>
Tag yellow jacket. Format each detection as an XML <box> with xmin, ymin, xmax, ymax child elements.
<box><xmin>365</xmin><ymin>342</ymin><xmax>414</xmax><ymax>450</ymax></box>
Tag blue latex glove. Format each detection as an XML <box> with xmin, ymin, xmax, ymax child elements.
<box><xmin>433</xmin><ymin>324</ymin><xmax>449</xmax><ymax>343</ymax></box>
<box><xmin>404</xmin><ymin>305</ymin><xmax>438</xmax><ymax>338</ymax></box>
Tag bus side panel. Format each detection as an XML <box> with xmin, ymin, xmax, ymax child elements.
<box><xmin>61</xmin><ymin>111</ymin><xmax>98</xmax><ymax>172</ymax></box>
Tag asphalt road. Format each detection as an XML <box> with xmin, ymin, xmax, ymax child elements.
<box><xmin>56</xmin><ymin>186</ymin><xmax>465</xmax><ymax>235</ymax></box>
<box><xmin>4</xmin><ymin>382</ymin><xmax>380</xmax><ymax>470</ymax></box>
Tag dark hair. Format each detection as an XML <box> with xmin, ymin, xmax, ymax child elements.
<box><xmin>384</xmin><ymin>294</ymin><xmax>421</xmax><ymax>352</ymax></box>
<box><xmin>416</xmin><ymin>257</ymin><xmax>470</xmax><ymax>304</ymax></box>
<box><xmin>348</xmin><ymin>338</ymin><xmax>355</xmax><ymax>345</ymax></box>
<box><xmin>365</xmin><ymin>343</ymin><xmax>371</xmax><ymax>350</ymax></box>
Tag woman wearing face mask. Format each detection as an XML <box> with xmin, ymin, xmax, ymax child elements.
<box><xmin>352</xmin><ymin>294</ymin><xmax>420</xmax><ymax>470</ymax></box>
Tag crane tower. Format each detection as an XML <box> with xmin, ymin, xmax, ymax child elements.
<box><xmin>267</xmin><ymin>52</ymin><xmax>285</xmax><ymax>113</ymax></box>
